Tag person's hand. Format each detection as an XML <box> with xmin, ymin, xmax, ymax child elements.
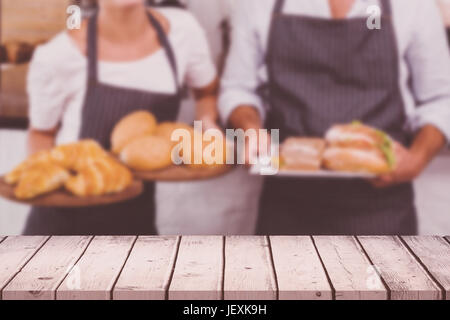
<box><xmin>371</xmin><ymin>141</ymin><xmax>426</xmax><ymax>188</ymax></box>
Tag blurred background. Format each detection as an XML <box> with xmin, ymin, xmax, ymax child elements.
<box><xmin>0</xmin><ymin>0</ymin><xmax>449</xmax><ymax>235</ymax></box>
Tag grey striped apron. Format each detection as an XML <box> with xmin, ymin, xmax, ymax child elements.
<box><xmin>257</xmin><ymin>0</ymin><xmax>417</xmax><ymax>235</ymax></box>
<box><xmin>24</xmin><ymin>11</ymin><xmax>181</xmax><ymax>235</ymax></box>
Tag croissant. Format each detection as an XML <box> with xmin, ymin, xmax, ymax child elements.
<box><xmin>65</xmin><ymin>157</ymin><xmax>132</xmax><ymax>197</ymax></box>
<box><xmin>50</xmin><ymin>140</ymin><xmax>108</xmax><ymax>171</ymax></box>
<box><xmin>5</xmin><ymin>151</ymin><xmax>53</xmax><ymax>185</ymax></box>
<box><xmin>14</xmin><ymin>163</ymin><xmax>70</xmax><ymax>200</ymax></box>
<box><xmin>7</xmin><ymin>140</ymin><xmax>133</xmax><ymax>200</ymax></box>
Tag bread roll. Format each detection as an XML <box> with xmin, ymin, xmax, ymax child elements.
<box><xmin>111</xmin><ymin>111</ymin><xmax>157</xmax><ymax>154</ymax></box>
<box><xmin>280</xmin><ymin>138</ymin><xmax>326</xmax><ymax>171</ymax></box>
<box><xmin>120</xmin><ymin>135</ymin><xmax>173</xmax><ymax>171</ymax></box>
<box><xmin>323</xmin><ymin>147</ymin><xmax>391</xmax><ymax>174</ymax></box>
<box><xmin>326</xmin><ymin>123</ymin><xmax>388</xmax><ymax>150</ymax></box>
<box><xmin>324</xmin><ymin>122</ymin><xmax>396</xmax><ymax>174</ymax></box>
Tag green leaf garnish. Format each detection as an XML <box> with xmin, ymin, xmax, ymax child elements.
<box><xmin>376</xmin><ymin>130</ymin><xmax>396</xmax><ymax>169</ymax></box>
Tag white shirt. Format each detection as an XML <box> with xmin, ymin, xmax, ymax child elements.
<box><xmin>219</xmin><ymin>0</ymin><xmax>450</xmax><ymax>143</ymax></box>
<box><xmin>28</xmin><ymin>8</ymin><xmax>216</xmax><ymax>145</ymax></box>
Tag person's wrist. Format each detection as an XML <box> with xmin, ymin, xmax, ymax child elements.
<box><xmin>410</xmin><ymin>147</ymin><xmax>428</xmax><ymax>174</ymax></box>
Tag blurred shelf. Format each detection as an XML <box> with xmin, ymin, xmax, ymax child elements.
<box><xmin>0</xmin><ymin>117</ymin><xmax>28</xmax><ymax>130</ymax></box>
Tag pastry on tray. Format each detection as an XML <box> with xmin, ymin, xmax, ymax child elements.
<box><xmin>14</xmin><ymin>163</ymin><xmax>70</xmax><ymax>200</ymax></box>
<box><xmin>280</xmin><ymin>138</ymin><xmax>326</xmax><ymax>171</ymax></box>
<box><xmin>323</xmin><ymin>122</ymin><xmax>396</xmax><ymax>174</ymax></box>
<box><xmin>5</xmin><ymin>140</ymin><xmax>133</xmax><ymax>200</ymax></box>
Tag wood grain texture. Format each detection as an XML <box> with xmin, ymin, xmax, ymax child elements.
<box><xmin>113</xmin><ymin>236</ymin><xmax>180</xmax><ymax>300</ymax></box>
<box><xmin>402</xmin><ymin>236</ymin><xmax>450</xmax><ymax>300</ymax></box>
<box><xmin>2</xmin><ymin>236</ymin><xmax>92</xmax><ymax>300</ymax></box>
<box><xmin>0</xmin><ymin>177</ymin><xmax>143</xmax><ymax>208</ymax></box>
<box><xmin>57</xmin><ymin>236</ymin><xmax>136</xmax><ymax>300</ymax></box>
<box><xmin>224</xmin><ymin>236</ymin><xmax>277</xmax><ymax>300</ymax></box>
<box><xmin>358</xmin><ymin>236</ymin><xmax>442</xmax><ymax>300</ymax></box>
<box><xmin>0</xmin><ymin>236</ymin><xmax>48</xmax><ymax>299</ymax></box>
<box><xmin>270</xmin><ymin>236</ymin><xmax>331</xmax><ymax>300</ymax></box>
<box><xmin>169</xmin><ymin>236</ymin><xmax>223</xmax><ymax>300</ymax></box>
<box><xmin>314</xmin><ymin>236</ymin><xmax>387</xmax><ymax>300</ymax></box>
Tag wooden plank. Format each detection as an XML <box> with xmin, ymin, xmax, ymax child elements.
<box><xmin>358</xmin><ymin>236</ymin><xmax>442</xmax><ymax>300</ymax></box>
<box><xmin>270</xmin><ymin>236</ymin><xmax>331</xmax><ymax>300</ymax></box>
<box><xmin>314</xmin><ymin>236</ymin><xmax>387</xmax><ymax>300</ymax></box>
<box><xmin>2</xmin><ymin>236</ymin><xmax>92</xmax><ymax>300</ymax></box>
<box><xmin>113</xmin><ymin>236</ymin><xmax>180</xmax><ymax>300</ymax></box>
<box><xmin>57</xmin><ymin>236</ymin><xmax>136</xmax><ymax>300</ymax></box>
<box><xmin>224</xmin><ymin>236</ymin><xmax>277</xmax><ymax>300</ymax></box>
<box><xmin>0</xmin><ymin>236</ymin><xmax>48</xmax><ymax>299</ymax></box>
<box><xmin>402</xmin><ymin>236</ymin><xmax>450</xmax><ymax>300</ymax></box>
<box><xmin>169</xmin><ymin>236</ymin><xmax>223</xmax><ymax>300</ymax></box>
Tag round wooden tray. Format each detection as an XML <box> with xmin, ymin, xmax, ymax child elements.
<box><xmin>0</xmin><ymin>177</ymin><xmax>144</xmax><ymax>208</ymax></box>
<box><xmin>133</xmin><ymin>165</ymin><xmax>234</xmax><ymax>182</ymax></box>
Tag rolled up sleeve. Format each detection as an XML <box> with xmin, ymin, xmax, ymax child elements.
<box><xmin>405</xmin><ymin>0</ymin><xmax>450</xmax><ymax>144</ymax></box>
<box><xmin>218</xmin><ymin>0</ymin><xmax>266</xmax><ymax>125</ymax></box>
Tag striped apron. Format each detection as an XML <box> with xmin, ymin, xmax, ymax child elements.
<box><xmin>24</xmin><ymin>11</ymin><xmax>181</xmax><ymax>235</ymax></box>
<box><xmin>257</xmin><ymin>0</ymin><xmax>417</xmax><ymax>235</ymax></box>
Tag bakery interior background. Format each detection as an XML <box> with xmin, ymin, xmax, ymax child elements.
<box><xmin>0</xmin><ymin>0</ymin><xmax>449</xmax><ymax>235</ymax></box>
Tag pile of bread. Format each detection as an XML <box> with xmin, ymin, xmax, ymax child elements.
<box><xmin>112</xmin><ymin>111</ymin><xmax>226</xmax><ymax>171</ymax></box>
<box><xmin>5</xmin><ymin>140</ymin><xmax>132</xmax><ymax>200</ymax></box>
<box><xmin>280</xmin><ymin>122</ymin><xmax>397</xmax><ymax>174</ymax></box>
<box><xmin>4</xmin><ymin>110</ymin><xmax>228</xmax><ymax>201</ymax></box>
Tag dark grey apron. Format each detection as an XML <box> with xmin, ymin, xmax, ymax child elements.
<box><xmin>257</xmin><ymin>0</ymin><xmax>417</xmax><ymax>235</ymax></box>
<box><xmin>24</xmin><ymin>11</ymin><xmax>181</xmax><ymax>235</ymax></box>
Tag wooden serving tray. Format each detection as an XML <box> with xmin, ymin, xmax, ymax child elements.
<box><xmin>133</xmin><ymin>165</ymin><xmax>234</xmax><ymax>182</ymax></box>
<box><xmin>0</xmin><ymin>177</ymin><xmax>144</xmax><ymax>208</ymax></box>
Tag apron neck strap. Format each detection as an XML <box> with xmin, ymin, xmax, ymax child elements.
<box><xmin>272</xmin><ymin>0</ymin><xmax>392</xmax><ymax>16</ymax></box>
<box><xmin>87</xmin><ymin>10</ymin><xmax>181</xmax><ymax>94</ymax></box>
<box><xmin>272</xmin><ymin>0</ymin><xmax>285</xmax><ymax>15</ymax></box>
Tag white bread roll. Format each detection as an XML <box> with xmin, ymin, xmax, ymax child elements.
<box><xmin>323</xmin><ymin>147</ymin><xmax>391</xmax><ymax>174</ymax></box>
<box><xmin>120</xmin><ymin>135</ymin><xmax>173</xmax><ymax>171</ymax></box>
<box><xmin>111</xmin><ymin>111</ymin><xmax>157</xmax><ymax>154</ymax></box>
<box><xmin>281</xmin><ymin>138</ymin><xmax>326</xmax><ymax>171</ymax></box>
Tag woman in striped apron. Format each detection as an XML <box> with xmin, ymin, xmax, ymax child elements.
<box><xmin>24</xmin><ymin>0</ymin><xmax>219</xmax><ymax>235</ymax></box>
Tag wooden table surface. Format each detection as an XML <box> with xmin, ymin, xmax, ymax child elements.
<box><xmin>0</xmin><ymin>236</ymin><xmax>449</xmax><ymax>300</ymax></box>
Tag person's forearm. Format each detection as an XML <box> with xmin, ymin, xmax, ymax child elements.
<box><xmin>228</xmin><ymin>105</ymin><xmax>263</xmax><ymax>131</ymax></box>
<box><xmin>410</xmin><ymin>125</ymin><xmax>446</xmax><ymax>169</ymax></box>
<box><xmin>194</xmin><ymin>78</ymin><xmax>219</xmax><ymax>128</ymax></box>
<box><xmin>27</xmin><ymin>129</ymin><xmax>57</xmax><ymax>155</ymax></box>
<box><xmin>196</xmin><ymin>95</ymin><xmax>218</xmax><ymax>124</ymax></box>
